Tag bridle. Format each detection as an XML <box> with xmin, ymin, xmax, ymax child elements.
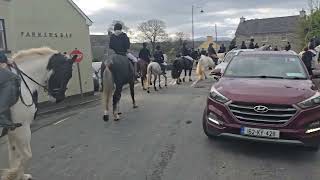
<box><xmin>9</xmin><ymin>63</ymin><xmax>49</xmax><ymax>107</ymax></box>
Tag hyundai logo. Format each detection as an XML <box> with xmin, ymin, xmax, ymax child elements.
<box><xmin>253</xmin><ymin>105</ymin><xmax>269</xmax><ymax>113</ymax></box>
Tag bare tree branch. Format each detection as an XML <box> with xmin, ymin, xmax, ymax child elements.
<box><xmin>138</xmin><ymin>19</ymin><xmax>168</xmax><ymax>52</ymax></box>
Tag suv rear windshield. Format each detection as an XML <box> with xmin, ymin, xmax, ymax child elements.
<box><xmin>224</xmin><ymin>55</ymin><xmax>308</xmax><ymax>79</ymax></box>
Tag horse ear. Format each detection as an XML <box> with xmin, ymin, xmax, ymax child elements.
<box><xmin>70</xmin><ymin>55</ymin><xmax>78</xmax><ymax>63</ymax></box>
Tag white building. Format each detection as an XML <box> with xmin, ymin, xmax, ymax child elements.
<box><xmin>0</xmin><ymin>0</ymin><xmax>94</xmax><ymax>102</ymax></box>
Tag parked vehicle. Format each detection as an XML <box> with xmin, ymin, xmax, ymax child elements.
<box><xmin>214</xmin><ymin>49</ymin><xmax>255</xmax><ymax>74</ymax></box>
<box><xmin>92</xmin><ymin>62</ymin><xmax>102</xmax><ymax>91</ymax></box>
<box><xmin>203</xmin><ymin>51</ymin><xmax>320</xmax><ymax>150</ymax></box>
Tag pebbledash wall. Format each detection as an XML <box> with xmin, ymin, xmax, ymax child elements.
<box><xmin>0</xmin><ymin>0</ymin><xmax>94</xmax><ymax>102</ymax></box>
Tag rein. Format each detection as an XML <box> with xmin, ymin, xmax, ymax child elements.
<box><xmin>9</xmin><ymin>63</ymin><xmax>48</xmax><ymax>107</ymax></box>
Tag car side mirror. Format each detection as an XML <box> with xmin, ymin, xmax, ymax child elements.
<box><xmin>312</xmin><ymin>70</ymin><xmax>320</xmax><ymax>79</ymax></box>
<box><xmin>211</xmin><ymin>68</ymin><xmax>222</xmax><ymax>76</ymax></box>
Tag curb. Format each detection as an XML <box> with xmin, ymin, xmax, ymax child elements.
<box><xmin>37</xmin><ymin>83</ymin><xmax>134</xmax><ymax>116</ymax></box>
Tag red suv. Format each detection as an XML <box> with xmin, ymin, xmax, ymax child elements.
<box><xmin>203</xmin><ymin>51</ymin><xmax>320</xmax><ymax>150</ymax></box>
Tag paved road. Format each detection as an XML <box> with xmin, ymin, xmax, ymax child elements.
<box><xmin>1</xmin><ymin>75</ymin><xmax>320</xmax><ymax>180</ymax></box>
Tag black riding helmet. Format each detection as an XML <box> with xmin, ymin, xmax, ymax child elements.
<box><xmin>0</xmin><ymin>51</ymin><xmax>8</xmax><ymax>63</ymax></box>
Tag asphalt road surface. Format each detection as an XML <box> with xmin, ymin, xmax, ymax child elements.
<box><xmin>1</xmin><ymin>76</ymin><xmax>320</xmax><ymax>180</ymax></box>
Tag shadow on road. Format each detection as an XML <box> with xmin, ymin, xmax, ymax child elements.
<box><xmin>204</xmin><ymin>137</ymin><xmax>318</xmax><ymax>162</ymax></box>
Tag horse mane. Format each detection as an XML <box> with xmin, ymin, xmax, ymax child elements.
<box><xmin>12</xmin><ymin>47</ymin><xmax>58</xmax><ymax>62</ymax></box>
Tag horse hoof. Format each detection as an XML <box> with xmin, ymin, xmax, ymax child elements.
<box><xmin>114</xmin><ymin>118</ymin><xmax>120</xmax><ymax>121</ymax></box>
<box><xmin>118</xmin><ymin>112</ymin><xmax>122</xmax><ymax>115</ymax></box>
<box><xmin>23</xmin><ymin>174</ymin><xmax>33</xmax><ymax>180</ymax></box>
<box><xmin>159</xmin><ymin>86</ymin><xmax>162</xmax><ymax>89</ymax></box>
<box><xmin>133</xmin><ymin>105</ymin><xmax>138</xmax><ymax>109</ymax></box>
<box><xmin>147</xmin><ymin>90</ymin><xmax>150</xmax><ymax>93</ymax></box>
<box><xmin>103</xmin><ymin>115</ymin><xmax>109</xmax><ymax>122</ymax></box>
<box><xmin>143</xmin><ymin>88</ymin><xmax>147</xmax><ymax>91</ymax></box>
<box><xmin>189</xmin><ymin>79</ymin><xmax>193</xmax><ymax>82</ymax></box>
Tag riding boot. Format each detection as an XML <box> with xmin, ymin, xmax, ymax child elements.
<box><xmin>0</xmin><ymin>110</ymin><xmax>21</xmax><ymax>129</ymax></box>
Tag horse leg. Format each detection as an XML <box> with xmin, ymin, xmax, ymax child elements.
<box><xmin>154</xmin><ymin>75</ymin><xmax>158</xmax><ymax>91</ymax></box>
<box><xmin>113</xmin><ymin>84</ymin><xmax>123</xmax><ymax>121</ymax></box>
<box><xmin>189</xmin><ymin>69</ymin><xmax>193</xmax><ymax>82</ymax></box>
<box><xmin>164</xmin><ymin>74</ymin><xmax>168</xmax><ymax>87</ymax></box>
<box><xmin>159</xmin><ymin>75</ymin><xmax>162</xmax><ymax>89</ymax></box>
<box><xmin>130</xmin><ymin>80</ymin><xmax>138</xmax><ymax>109</ymax></box>
<box><xmin>183</xmin><ymin>69</ymin><xmax>186</xmax><ymax>82</ymax></box>
<box><xmin>3</xmin><ymin>125</ymin><xmax>33</xmax><ymax>180</ymax></box>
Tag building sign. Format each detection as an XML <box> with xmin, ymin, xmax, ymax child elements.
<box><xmin>20</xmin><ymin>32</ymin><xmax>72</xmax><ymax>39</ymax></box>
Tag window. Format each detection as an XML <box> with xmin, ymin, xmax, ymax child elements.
<box><xmin>0</xmin><ymin>19</ymin><xmax>7</xmax><ymax>51</ymax></box>
<box><xmin>281</xmin><ymin>34</ymin><xmax>288</xmax><ymax>41</ymax></box>
<box><xmin>261</xmin><ymin>35</ymin><xmax>268</xmax><ymax>42</ymax></box>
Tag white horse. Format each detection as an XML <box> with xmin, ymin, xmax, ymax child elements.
<box><xmin>196</xmin><ymin>55</ymin><xmax>216</xmax><ymax>80</ymax></box>
<box><xmin>1</xmin><ymin>47</ymin><xmax>75</xmax><ymax>180</ymax></box>
<box><xmin>146</xmin><ymin>62</ymin><xmax>167</xmax><ymax>93</ymax></box>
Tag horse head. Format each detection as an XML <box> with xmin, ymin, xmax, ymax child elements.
<box><xmin>46</xmin><ymin>54</ymin><xmax>77</xmax><ymax>103</ymax></box>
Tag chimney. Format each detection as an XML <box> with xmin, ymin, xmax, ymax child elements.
<box><xmin>300</xmin><ymin>9</ymin><xmax>306</xmax><ymax>18</ymax></box>
<box><xmin>240</xmin><ymin>16</ymin><xmax>246</xmax><ymax>23</ymax></box>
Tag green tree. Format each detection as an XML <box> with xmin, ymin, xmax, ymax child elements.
<box><xmin>299</xmin><ymin>9</ymin><xmax>320</xmax><ymax>48</ymax></box>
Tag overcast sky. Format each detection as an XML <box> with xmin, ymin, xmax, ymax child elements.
<box><xmin>73</xmin><ymin>0</ymin><xmax>308</xmax><ymax>40</ymax></box>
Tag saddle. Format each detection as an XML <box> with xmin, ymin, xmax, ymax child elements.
<box><xmin>0</xmin><ymin>67</ymin><xmax>22</xmax><ymax>134</ymax></box>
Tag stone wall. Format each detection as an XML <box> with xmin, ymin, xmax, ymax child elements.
<box><xmin>236</xmin><ymin>33</ymin><xmax>302</xmax><ymax>52</ymax></box>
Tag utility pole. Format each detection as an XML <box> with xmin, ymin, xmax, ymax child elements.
<box><xmin>215</xmin><ymin>24</ymin><xmax>218</xmax><ymax>43</ymax></box>
<box><xmin>192</xmin><ymin>5</ymin><xmax>194</xmax><ymax>49</ymax></box>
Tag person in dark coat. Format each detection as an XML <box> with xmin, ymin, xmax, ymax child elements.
<box><xmin>181</xmin><ymin>42</ymin><xmax>190</xmax><ymax>56</ymax></box>
<box><xmin>248</xmin><ymin>39</ymin><xmax>255</xmax><ymax>49</ymax></box>
<box><xmin>241</xmin><ymin>41</ymin><xmax>247</xmax><ymax>49</ymax></box>
<box><xmin>191</xmin><ymin>48</ymin><xmax>199</xmax><ymax>60</ymax></box>
<box><xmin>218</xmin><ymin>44</ymin><xmax>226</xmax><ymax>53</ymax></box>
<box><xmin>201</xmin><ymin>48</ymin><xmax>206</xmax><ymax>55</ymax></box>
<box><xmin>109</xmin><ymin>24</ymin><xmax>130</xmax><ymax>56</ymax></box>
<box><xmin>285</xmin><ymin>42</ymin><xmax>291</xmax><ymax>51</ymax></box>
<box><xmin>153</xmin><ymin>45</ymin><xmax>166</xmax><ymax>74</ymax></box>
<box><xmin>107</xmin><ymin>23</ymin><xmax>135</xmax><ymax>113</ymax></box>
<box><xmin>208</xmin><ymin>43</ymin><xmax>218</xmax><ymax>65</ymax></box>
<box><xmin>302</xmin><ymin>47</ymin><xmax>315</xmax><ymax>76</ymax></box>
<box><xmin>138</xmin><ymin>43</ymin><xmax>151</xmax><ymax>88</ymax></box>
<box><xmin>254</xmin><ymin>43</ymin><xmax>259</xmax><ymax>49</ymax></box>
<box><xmin>0</xmin><ymin>52</ymin><xmax>21</xmax><ymax>129</ymax></box>
<box><xmin>139</xmin><ymin>42</ymin><xmax>151</xmax><ymax>63</ymax></box>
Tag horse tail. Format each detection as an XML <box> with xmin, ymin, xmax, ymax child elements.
<box><xmin>196</xmin><ymin>59</ymin><xmax>205</xmax><ymax>80</ymax></box>
<box><xmin>102</xmin><ymin>66</ymin><xmax>113</xmax><ymax>114</ymax></box>
<box><xmin>1</xmin><ymin>168</ymin><xmax>19</xmax><ymax>180</ymax></box>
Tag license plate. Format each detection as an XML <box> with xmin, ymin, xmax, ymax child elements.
<box><xmin>241</xmin><ymin>127</ymin><xmax>280</xmax><ymax>139</ymax></box>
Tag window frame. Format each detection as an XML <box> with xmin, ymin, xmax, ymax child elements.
<box><xmin>0</xmin><ymin>19</ymin><xmax>8</xmax><ymax>52</ymax></box>
<box><xmin>281</xmin><ymin>34</ymin><xmax>288</xmax><ymax>42</ymax></box>
<box><xmin>261</xmin><ymin>35</ymin><xmax>269</xmax><ymax>43</ymax></box>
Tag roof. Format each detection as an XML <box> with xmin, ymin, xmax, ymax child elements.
<box><xmin>67</xmin><ymin>0</ymin><xmax>93</xmax><ymax>26</ymax></box>
<box><xmin>238</xmin><ymin>51</ymin><xmax>299</xmax><ymax>56</ymax></box>
<box><xmin>235</xmin><ymin>16</ymin><xmax>300</xmax><ymax>36</ymax></box>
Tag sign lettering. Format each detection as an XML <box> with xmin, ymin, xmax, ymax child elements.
<box><xmin>20</xmin><ymin>32</ymin><xmax>73</xmax><ymax>39</ymax></box>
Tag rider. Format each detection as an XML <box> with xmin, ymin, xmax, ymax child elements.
<box><xmin>181</xmin><ymin>42</ymin><xmax>191</xmax><ymax>57</ymax></box>
<box><xmin>208</xmin><ymin>43</ymin><xmax>218</xmax><ymax>66</ymax></box>
<box><xmin>139</xmin><ymin>42</ymin><xmax>151</xmax><ymax>63</ymax></box>
<box><xmin>153</xmin><ymin>45</ymin><xmax>165</xmax><ymax>74</ymax></box>
<box><xmin>0</xmin><ymin>52</ymin><xmax>21</xmax><ymax>129</ymax></box>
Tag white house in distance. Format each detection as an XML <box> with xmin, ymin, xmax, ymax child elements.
<box><xmin>0</xmin><ymin>0</ymin><xmax>94</xmax><ymax>102</ymax></box>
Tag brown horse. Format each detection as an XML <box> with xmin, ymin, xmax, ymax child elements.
<box><xmin>138</xmin><ymin>60</ymin><xmax>149</xmax><ymax>90</ymax></box>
